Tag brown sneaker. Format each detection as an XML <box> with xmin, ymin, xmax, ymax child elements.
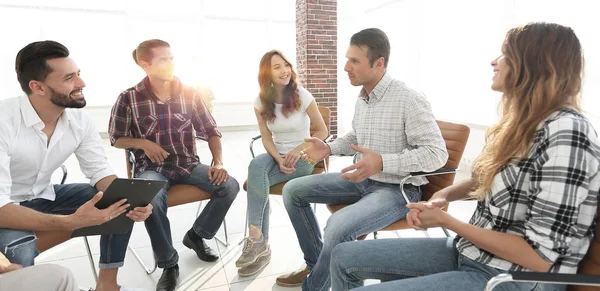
<box><xmin>275</xmin><ymin>267</ymin><xmax>310</xmax><ymax>287</ymax></box>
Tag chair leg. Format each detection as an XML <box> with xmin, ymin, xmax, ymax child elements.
<box><xmin>373</xmin><ymin>231</ymin><xmax>378</xmax><ymax>239</ymax></box>
<box><xmin>239</xmin><ymin>200</ymin><xmax>250</xmax><ymax>245</ymax></box>
<box><xmin>442</xmin><ymin>227</ymin><xmax>452</xmax><ymax>237</ymax></box>
<box><xmin>423</xmin><ymin>229</ymin><xmax>431</xmax><ymax>238</ymax></box>
<box><xmin>83</xmin><ymin>237</ymin><xmax>98</xmax><ymax>281</ymax></box>
<box><xmin>239</xmin><ymin>212</ymin><xmax>249</xmax><ymax>245</ymax></box>
<box><xmin>214</xmin><ymin>219</ymin><xmax>230</xmax><ymax>247</ymax></box>
<box><xmin>128</xmin><ymin>245</ymin><xmax>158</xmax><ymax>275</ymax></box>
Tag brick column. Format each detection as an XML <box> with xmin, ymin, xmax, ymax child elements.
<box><xmin>296</xmin><ymin>0</ymin><xmax>338</xmax><ymax>137</ymax></box>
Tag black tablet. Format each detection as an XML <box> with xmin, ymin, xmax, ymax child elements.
<box><xmin>72</xmin><ymin>178</ymin><xmax>166</xmax><ymax>237</ymax></box>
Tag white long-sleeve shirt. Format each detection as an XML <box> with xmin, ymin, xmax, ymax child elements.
<box><xmin>0</xmin><ymin>95</ymin><xmax>114</xmax><ymax>208</ymax></box>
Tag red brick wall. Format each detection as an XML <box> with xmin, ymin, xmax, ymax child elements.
<box><xmin>296</xmin><ymin>0</ymin><xmax>338</xmax><ymax>137</ymax></box>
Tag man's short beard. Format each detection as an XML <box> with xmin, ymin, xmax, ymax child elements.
<box><xmin>48</xmin><ymin>86</ymin><xmax>86</xmax><ymax>108</ymax></box>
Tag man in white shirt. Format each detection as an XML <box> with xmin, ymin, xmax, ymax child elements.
<box><xmin>276</xmin><ymin>28</ymin><xmax>448</xmax><ymax>290</ymax></box>
<box><xmin>0</xmin><ymin>40</ymin><xmax>152</xmax><ymax>291</ymax></box>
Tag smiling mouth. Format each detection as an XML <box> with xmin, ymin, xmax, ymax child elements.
<box><xmin>70</xmin><ymin>90</ymin><xmax>84</xmax><ymax>99</ymax></box>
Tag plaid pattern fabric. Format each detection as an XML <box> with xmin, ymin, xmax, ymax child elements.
<box><xmin>457</xmin><ymin>108</ymin><xmax>600</xmax><ymax>273</ymax></box>
<box><xmin>109</xmin><ymin>77</ymin><xmax>221</xmax><ymax>179</ymax></box>
<box><xmin>327</xmin><ymin>72</ymin><xmax>448</xmax><ymax>185</ymax></box>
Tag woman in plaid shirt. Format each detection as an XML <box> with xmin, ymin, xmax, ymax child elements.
<box><xmin>329</xmin><ymin>22</ymin><xmax>600</xmax><ymax>291</ymax></box>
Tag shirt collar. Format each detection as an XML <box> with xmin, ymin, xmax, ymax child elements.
<box><xmin>20</xmin><ymin>95</ymin><xmax>73</xmax><ymax>128</ymax></box>
<box><xmin>359</xmin><ymin>71</ymin><xmax>392</xmax><ymax>102</ymax></box>
<box><xmin>135</xmin><ymin>76</ymin><xmax>183</xmax><ymax>103</ymax></box>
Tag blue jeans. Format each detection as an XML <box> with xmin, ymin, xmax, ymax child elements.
<box><xmin>331</xmin><ymin>238</ymin><xmax>566</xmax><ymax>291</ymax></box>
<box><xmin>0</xmin><ymin>183</ymin><xmax>132</xmax><ymax>269</ymax></box>
<box><xmin>282</xmin><ymin>173</ymin><xmax>421</xmax><ymax>291</ymax></box>
<box><xmin>137</xmin><ymin>163</ymin><xmax>239</xmax><ymax>268</ymax></box>
<box><xmin>246</xmin><ymin>153</ymin><xmax>314</xmax><ymax>240</ymax></box>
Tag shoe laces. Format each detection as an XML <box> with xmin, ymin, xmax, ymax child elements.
<box><xmin>242</xmin><ymin>237</ymin><xmax>254</xmax><ymax>253</ymax></box>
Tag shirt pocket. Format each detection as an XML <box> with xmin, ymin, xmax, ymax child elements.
<box><xmin>137</xmin><ymin>115</ymin><xmax>158</xmax><ymax>137</ymax></box>
<box><xmin>172</xmin><ymin>113</ymin><xmax>192</xmax><ymax>133</ymax></box>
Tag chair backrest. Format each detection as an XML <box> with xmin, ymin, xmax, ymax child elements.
<box><xmin>421</xmin><ymin>120</ymin><xmax>471</xmax><ymax>201</ymax></box>
<box><xmin>313</xmin><ymin>106</ymin><xmax>331</xmax><ymax>170</ymax></box>
<box><xmin>573</xmin><ymin>205</ymin><xmax>600</xmax><ymax>291</ymax></box>
<box><xmin>125</xmin><ymin>151</ymin><xmax>134</xmax><ymax>179</ymax></box>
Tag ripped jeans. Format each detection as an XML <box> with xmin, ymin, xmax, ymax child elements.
<box><xmin>0</xmin><ymin>183</ymin><xmax>132</xmax><ymax>269</ymax></box>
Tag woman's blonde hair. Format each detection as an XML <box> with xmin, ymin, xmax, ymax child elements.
<box><xmin>471</xmin><ymin>22</ymin><xmax>584</xmax><ymax>200</ymax></box>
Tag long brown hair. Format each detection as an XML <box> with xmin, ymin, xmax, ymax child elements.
<box><xmin>258</xmin><ymin>50</ymin><xmax>301</xmax><ymax>123</ymax></box>
<box><xmin>471</xmin><ymin>22</ymin><xmax>584</xmax><ymax>200</ymax></box>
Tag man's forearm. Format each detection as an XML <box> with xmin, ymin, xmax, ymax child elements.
<box><xmin>207</xmin><ymin>135</ymin><xmax>223</xmax><ymax>165</ymax></box>
<box><xmin>327</xmin><ymin>131</ymin><xmax>357</xmax><ymax>156</ymax></box>
<box><xmin>113</xmin><ymin>137</ymin><xmax>147</xmax><ymax>150</ymax></box>
<box><xmin>95</xmin><ymin>175</ymin><xmax>117</xmax><ymax>193</ymax></box>
<box><xmin>0</xmin><ymin>204</ymin><xmax>73</xmax><ymax>231</ymax></box>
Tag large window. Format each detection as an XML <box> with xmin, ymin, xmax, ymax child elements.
<box><xmin>338</xmin><ymin>0</ymin><xmax>600</xmax><ymax>130</ymax></box>
<box><xmin>0</xmin><ymin>0</ymin><xmax>296</xmax><ymax>107</ymax></box>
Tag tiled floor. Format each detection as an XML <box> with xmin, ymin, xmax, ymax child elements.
<box><xmin>38</xmin><ymin>130</ymin><xmax>476</xmax><ymax>291</ymax></box>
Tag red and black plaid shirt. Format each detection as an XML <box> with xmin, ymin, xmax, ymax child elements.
<box><xmin>109</xmin><ymin>77</ymin><xmax>221</xmax><ymax>179</ymax></box>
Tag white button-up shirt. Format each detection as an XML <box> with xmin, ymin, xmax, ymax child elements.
<box><xmin>0</xmin><ymin>95</ymin><xmax>114</xmax><ymax>208</ymax></box>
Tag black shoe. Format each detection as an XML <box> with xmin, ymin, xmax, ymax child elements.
<box><xmin>183</xmin><ymin>230</ymin><xmax>220</xmax><ymax>262</ymax></box>
<box><xmin>156</xmin><ymin>265</ymin><xmax>179</xmax><ymax>291</ymax></box>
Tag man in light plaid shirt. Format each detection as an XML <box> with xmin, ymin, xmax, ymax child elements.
<box><xmin>274</xmin><ymin>28</ymin><xmax>448</xmax><ymax>290</ymax></box>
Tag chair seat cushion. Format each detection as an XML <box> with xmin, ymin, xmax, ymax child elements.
<box><xmin>166</xmin><ymin>184</ymin><xmax>212</xmax><ymax>207</ymax></box>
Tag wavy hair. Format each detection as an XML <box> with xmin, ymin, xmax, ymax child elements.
<box><xmin>471</xmin><ymin>22</ymin><xmax>584</xmax><ymax>200</ymax></box>
<box><xmin>257</xmin><ymin>50</ymin><xmax>301</xmax><ymax>123</ymax></box>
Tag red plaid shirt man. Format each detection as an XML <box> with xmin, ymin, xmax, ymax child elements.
<box><xmin>109</xmin><ymin>76</ymin><xmax>221</xmax><ymax>179</ymax></box>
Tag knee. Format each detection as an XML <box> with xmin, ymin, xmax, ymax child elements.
<box><xmin>0</xmin><ymin>231</ymin><xmax>37</xmax><ymax>267</ymax></box>
<box><xmin>281</xmin><ymin>179</ymin><xmax>306</xmax><ymax>205</ymax></box>
<box><xmin>220</xmin><ymin>176</ymin><xmax>240</xmax><ymax>200</ymax></box>
<box><xmin>331</xmin><ymin>242</ymin><xmax>355</xmax><ymax>270</ymax></box>
<box><xmin>248</xmin><ymin>155</ymin><xmax>268</xmax><ymax>173</ymax></box>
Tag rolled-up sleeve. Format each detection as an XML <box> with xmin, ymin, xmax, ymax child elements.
<box><xmin>192</xmin><ymin>88</ymin><xmax>221</xmax><ymax>141</ymax></box>
<box><xmin>0</xmin><ymin>130</ymin><xmax>13</xmax><ymax>209</ymax></box>
<box><xmin>75</xmin><ymin>114</ymin><xmax>115</xmax><ymax>187</ymax></box>
<box><xmin>108</xmin><ymin>93</ymin><xmax>132</xmax><ymax>146</ymax></box>
<box><xmin>525</xmin><ymin>118</ymin><xmax>597</xmax><ymax>268</ymax></box>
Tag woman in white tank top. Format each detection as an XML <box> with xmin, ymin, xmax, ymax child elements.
<box><xmin>235</xmin><ymin>50</ymin><xmax>328</xmax><ymax>276</ymax></box>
